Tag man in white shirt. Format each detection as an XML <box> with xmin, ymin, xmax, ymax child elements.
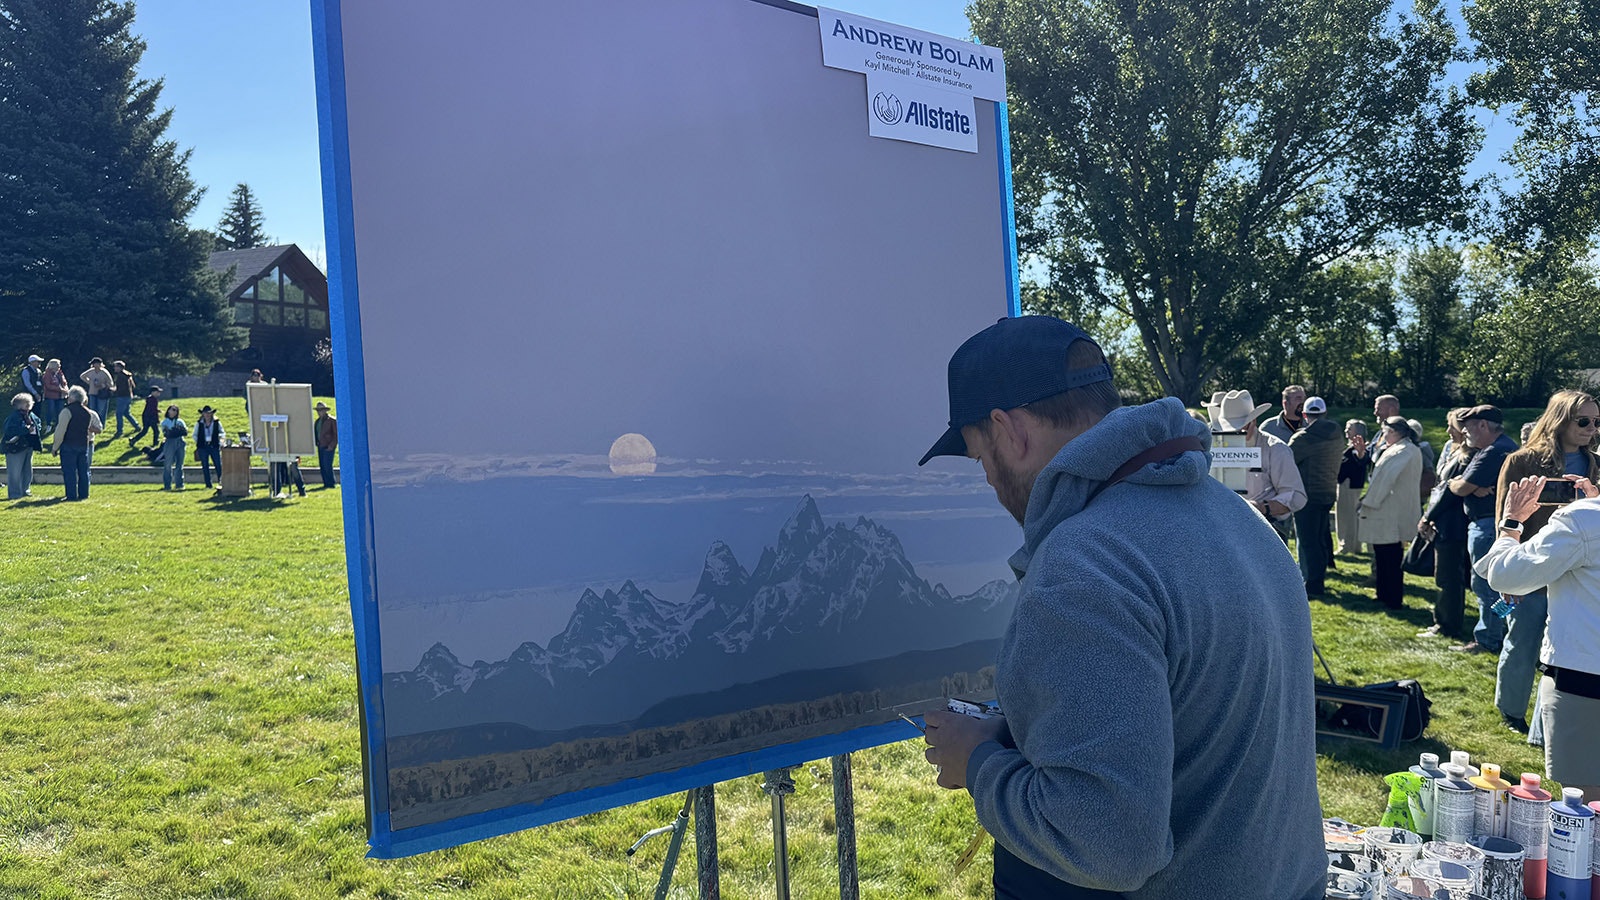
<box><xmin>1205</xmin><ymin>390</ymin><xmax>1306</xmax><ymax>542</ymax></box>
<box><xmin>1479</xmin><ymin>474</ymin><xmax>1600</xmax><ymax>799</ymax></box>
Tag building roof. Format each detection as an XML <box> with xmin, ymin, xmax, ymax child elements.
<box><xmin>207</xmin><ymin>244</ymin><xmax>323</xmax><ymax>296</ymax></box>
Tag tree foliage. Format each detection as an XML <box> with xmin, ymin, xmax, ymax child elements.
<box><xmin>1456</xmin><ymin>248</ymin><xmax>1600</xmax><ymax>403</ymax></box>
<box><xmin>215</xmin><ymin>182</ymin><xmax>269</xmax><ymax>251</ymax></box>
<box><xmin>1466</xmin><ymin>0</ymin><xmax>1600</xmax><ymax>252</ymax></box>
<box><xmin>0</xmin><ymin>0</ymin><xmax>245</xmax><ymax>375</ymax></box>
<box><xmin>1394</xmin><ymin>244</ymin><xmax>1467</xmax><ymax>406</ymax></box>
<box><xmin>971</xmin><ymin>0</ymin><xmax>1480</xmax><ymax>403</ymax></box>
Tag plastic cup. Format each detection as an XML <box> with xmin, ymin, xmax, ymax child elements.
<box><xmin>1383</xmin><ymin>874</ymin><xmax>1442</xmax><ymax>898</ymax></box>
<box><xmin>1365</xmin><ymin>827</ymin><xmax>1425</xmax><ymax>878</ymax></box>
<box><xmin>1330</xmin><ymin>851</ymin><xmax>1384</xmax><ymax>876</ymax></box>
<box><xmin>1410</xmin><ymin>858</ymin><xmax>1475</xmax><ymax>899</ymax></box>
<box><xmin>1326</xmin><ymin>869</ymin><xmax>1378</xmax><ymax>899</ymax></box>
<box><xmin>1421</xmin><ymin>840</ymin><xmax>1485</xmax><ymax>888</ymax></box>
<box><xmin>1466</xmin><ymin>836</ymin><xmax>1525</xmax><ymax>900</ymax></box>
<box><xmin>1327</xmin><ymin>818</ymin><xmax>1370</xmax><ymax>853</ymax></box>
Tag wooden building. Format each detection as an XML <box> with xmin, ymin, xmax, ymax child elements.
<box><xmin>172</xmin><ymin>244</ymin><xmax>334</xmax><ymax>396</ymax></box>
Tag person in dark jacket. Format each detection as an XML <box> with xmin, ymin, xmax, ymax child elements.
<box><xmin>126</xmin><ymin>388</ymin><xmax>163</xmax><ymax>448</ymax></box>
<box><xmin>192</xmin><ymin>406</ymin><xmax>225</xmax><ymax>489</ymax></box>
<box><xmin>18</xmin><ymin>355</ymin><xmax>43</xmax><ymax>404</ymax></box>
<box><xmin>1418</xmin><ymin>408</ymin><xmax>1477</xmax><ymax>643</ymax></box>
<box><xmin>51</xmin><ymin>386</ymin><xmax>102</xmax><ymax>501</ymax></box>
<box><xmin>4</xmin><ymin>393</ymin><xmax>44</xmax><ymax>499</ymax></box>
<box><xmin>1288</xmin><ymin>396</ymin><xmax>1343</xmax><ymax>596</ymax></box>
<box><xmin>1337</xmin><ymin>420</ymin><xmax>1369</xmax><ymax>555</ymax></box>
<box><xmin>108</xmin><ymin>360</ymin><xmax>138</xmax><ymax>438</ymax></box>
<box><xmin>313</xmin><ymin>401</ymin><xmax>338</xmax><ymax>488</ymax></box>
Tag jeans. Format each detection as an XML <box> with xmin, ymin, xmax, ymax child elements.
<box><xmin>5</xmin><ymin>449</ymin><xmax>33</xmax><ymax>499</ymax></box>
<box><xmin>161</xmin><ymin>439</ymin><xmax>185</xmax><ymax>489</ymax></box>
<box><xmin>1495</xmin><ymin>588</ymin><xmax>1548</xmax><ymax>720</ymax></box>
<box><xmin>1432</xmin><ymin>538</ymin><xmax>1469</xmax><ymax>640</ymax></box>
<box><xmin>197</xmin><ymin>444</ymin><xmax>221</xmax><ymax>487</ymax></box>
<box><xmin>1469</xmin><ymin>518</ymin><xmax>1506</xmax><ymax>651</ymax></box>
<box><xmin>128</xmin><ymin>419</ymin><xmax>158</xmax><ymax>446</ymax></box>
<box><xmin>1295</xmin><ymin>502</ymin><xmax>1333</xmax><ymax>592</ymax></box>
<box><xmin>59</xmin><ymin>445</ymin><xmax>90</xmax><ymax>500</ymax></box>
<box><xmin>112</xmin><ymin>397</ymin><xmax>136</xmax><ymax>435</ymax></box>
<box><xmin>89</xmin><ymin>395</ymin><xmax>110</xmax><ymax>426</ymax></box>
<box><xmin>42</xmin><ymin>398</ymin><xmax>63</xmax><ymax>427</ymax></box>
<box><xmin>317</xmin><ymin>448</ymin><xmax>336</xmax><ymax>488</ymax></box>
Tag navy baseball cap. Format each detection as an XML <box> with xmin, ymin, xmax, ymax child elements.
<box><xmin>918</xmin><ymin>315</ymin><xmax>1113</xmax><ymax>465</ymax></box>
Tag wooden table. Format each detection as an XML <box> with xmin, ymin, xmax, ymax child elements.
<box><xmin>219</xmin><ymin>447</ymin><xmax>253</xmax><ymax>497</ymax></box>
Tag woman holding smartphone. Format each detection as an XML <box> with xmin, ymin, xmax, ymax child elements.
<box><xmin>1490</xmin><ymin>390</ymin><xmax>1600</xmax><ymax>737</ymax></box>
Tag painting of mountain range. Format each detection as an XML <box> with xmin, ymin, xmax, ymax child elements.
<box><xmin>379</xmin><ymin>495</ymin><xmax>1017</xmax><ymax>826</ymax></box>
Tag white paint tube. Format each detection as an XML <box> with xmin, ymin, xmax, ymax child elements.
<box><xmin>1432</xmin><ymin>762</ymin><xmax>1478</xmax><ymax>844</ymax></box>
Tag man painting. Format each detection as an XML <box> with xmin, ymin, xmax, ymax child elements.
<box><xmin>916</xmin><ymin>316</ymin><xmax>1324</xmax><ymax>899</ymax></box>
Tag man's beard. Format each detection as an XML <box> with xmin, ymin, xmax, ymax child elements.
<box><xmin>992</xmin><ymin>454</ymin><xmax>1033</xmax><ymax>526</ymax></box>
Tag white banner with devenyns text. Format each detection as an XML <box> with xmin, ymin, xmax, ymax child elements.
<box><xmin>865</xmin><ymin>71</ymin><xmax>978</xmax><ymax>153</ymax></box>
<box><xmin>818</xmin><ymin>7</ymin><xmax>1005</xmax><ymax>152</ymax></box>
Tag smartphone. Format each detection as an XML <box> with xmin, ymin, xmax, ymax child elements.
<box><xmin>1539</xmin><ymin>479</ymin><xmax>1577</xmax><ymax>504</ymax></box>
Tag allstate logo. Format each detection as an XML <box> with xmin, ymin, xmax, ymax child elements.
<box><xmin>872</xmin><ymin>92</ymin><xmax>903</xmax><ymax>125</ymax></box>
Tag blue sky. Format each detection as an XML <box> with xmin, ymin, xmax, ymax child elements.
<box><xmin>133</xmin><ymin>0</ymin><xmax>1513</xmax><ymax>262</ymax></box>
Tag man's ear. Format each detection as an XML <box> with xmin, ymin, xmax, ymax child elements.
<box><xmin>988</xmin><ymin>407</ymin><xmax>1029</xmax><ymax>459</ymax></box>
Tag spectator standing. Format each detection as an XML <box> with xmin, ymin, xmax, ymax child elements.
<box><xmin>1289</xmin><ymin>396</ymin><xmax>1342</xmax><ymax>596</ymax></box>
<box><xmin>18</xmin><ymin>355</ymin><xmax>43</xmax><ymax>404</ymax></box>
<box><xmin>39</xmin><ymin>359</ymin><xmax>67</xmax><ymax>429</ymax></box>
<box><xmin>126</xmin><ymin>388</ymin><xmax>162</xmax><ymax>448</ymax></box>
<box><xmin>1371</xmin><ymin>394</ymin><xmax>1401</xmax><ymax>462</ymax></box>
<box><xmin>1452</xmin><ymin>405</ymin><xmax>1519</xmax><ymax>653</ymax></box>
<box><xmin>1418</xmin><ymin>408</ymin><xmax>1476</xmax><ymax>642</ymax></box>
<box><xmin>1206</xmin><ymin>390</ymin><xmax>1307</xmax><ymax>542</ymax></box>
<box><xmin>108</xmin><ymin>361</ymin><xmax>138</xmax><ymax>438</ymax></box>
<box><xmin>158</xmin><ymin>405</ymin><xmax>187</xmax><ymax>491</ymax></box>
<box><xmin>79</xmin><ymin>358</ymin><xmax>114</xmax><ymax>428</ymax></box>
<box><xmin>1337</xmin><ymin>420</ymin><xmax>1370</xmax><ymax>554</ymax></box>
<box><xmin>1261</xmin><ymin>384</ymin><xmax>1307</xmax><ymax>444</ymax></box>
<box><xmin>1481</xmin><ymin>473</ymin><xmax>1600</xmax><ymax>800</ymax></box>
<box><xmin>1360</xmin><ymin>417</ymin><xmax>1423</xmax><ymax>609</ymax></box>
<box><xmin>3</xmin><ymin>393</ymin><xmax>44</xmax><ymax>500</ymax></box>
<box><xmin>193</xmin><ymin>406</ymin><xmax>225</xmax><ymax>490</ymax></box>
<box><xmin>1409</xmin><ymin>418</ymin><xmax>1437</xmax><ymax>472</ymax></box>
<box><xmin>314</xmin><ymin>402</ymin><xmax>338</xmax><ymax>489</ymax></box>
<box><xmin>51</xmin><ymin>386</ymin><xmax>102</xmax><ymax>501</ymax></box>
<box><xmin>1490</xmin><ymin>390</ymin><xmax>1600</xmax><ymax>734</ymax></box>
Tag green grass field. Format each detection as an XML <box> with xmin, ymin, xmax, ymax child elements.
<box><xmin>0</xmin><ymin>407</ymin><xmax>1559</xmax><ymax>898</ymax></box>
<box><xmin>74</xmin><ymin>396</ymin><xmax>339</xmax><ymax>471</ymax></box>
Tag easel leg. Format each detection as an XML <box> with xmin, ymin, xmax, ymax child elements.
<box><xmin>832</xmin><ymin>754</ymin><xmax>858</xmax><ymax>900</ymax></box>
<box><xmin>762</xmin><ymin>768</ymin><xmax>795</xmax><ymax>900</ymax></box>
<box><xmin>694</xmin><ymin>783</ymin><xmax>720</xmax><ymax>900</ymax></box>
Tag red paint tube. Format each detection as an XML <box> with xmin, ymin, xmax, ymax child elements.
<box><xmin>1511</xmin><ymin>772</ymin><xmax>1553</xmax><ymax>899</ymax></box>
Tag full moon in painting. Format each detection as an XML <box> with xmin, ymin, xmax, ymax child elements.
<box><xmin>608</xmin><ymin>433</ymin><xmax>657</xmax><ymax>475</ymax></box>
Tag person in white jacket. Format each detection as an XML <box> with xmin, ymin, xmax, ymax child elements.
<box><xmin>1480</xmin><ymin>473</ymin><xmax>1600</xmax><ymax>800</ymax></box>
<box><xmin>1360</xmin><ymin>416</ymin><xmax>1423</xmax><ymax>609</ymax></box>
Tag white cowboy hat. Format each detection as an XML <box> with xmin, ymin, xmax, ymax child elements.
<box><xmin>1205</xmin><ymin>390</ymin><xmax>1272</xmax><ymax>432</ymax></box>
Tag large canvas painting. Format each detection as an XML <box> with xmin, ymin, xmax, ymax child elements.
<box><xmin>314</xmin><ymin>0</ymin><xmax>1021</xmax><ymax>856</ymax></box>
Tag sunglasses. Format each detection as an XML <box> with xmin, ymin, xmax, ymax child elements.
<box><xmin>1574</xmin><ymin>417</ymin><xmax>1597</xmax><ymax>428</ymax></box>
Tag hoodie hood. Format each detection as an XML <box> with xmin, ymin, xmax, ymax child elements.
<box><xmin>1010</xmin><ymin>397</ymin><xmax>1213</xmax><ymax>577</ymax></box>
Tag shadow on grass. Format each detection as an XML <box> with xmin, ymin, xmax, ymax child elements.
<box><xmin>197</xmin><ymin>493</ymin><xmax>298</xmax><ymax>512</ymax></box>
<box><xmin>1316</xmin><ymin>733</ymin><xmax>1453</xmax><ymax>777</ymax></box>
<box><xmin>7</xmin><ymin>495</ymin><xmax>68</xmax><ymax>507</ymax></box>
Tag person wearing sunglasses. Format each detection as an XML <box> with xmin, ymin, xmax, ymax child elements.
<box><xmin>1489</xmin><ymin>390</ymin><xmax>1600</xmax><ymax>738</ymax></box>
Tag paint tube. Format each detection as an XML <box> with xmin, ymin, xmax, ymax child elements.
<box><xmin>1450</xmin><ymin>749</ymin><xmax>1480</xmax><ymax>778</ymax></box>
<box><xmin>1511</xmin><ymin>772</ymin><xmax>1553</xmax><ymax>899</ymax></box>
<box><xmin>1409</xmin><ymin>752</ymin><xmax>1446</xmax><ymax>839</ymax></box>
<box><xmin>1470</xmin><ymin>762</ymin><xmax>1514</xmax><ymax>839</ymax></box>
<box><xmin>1548</xmin><ymin>788</ymin><xmax>1594</xmax><ymax>900</ymax></box>
<box><xmin>1433</xmin><ymin>762</ymin><xmax>1478</xmax><ymax>844</ymax></box>
<box><xmin>1382</xmin><ymin>772</ymin><xmax>1423</xmax><ymax>831</ymax></box>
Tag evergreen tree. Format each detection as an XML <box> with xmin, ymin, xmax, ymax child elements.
<box><xmin>215</xmin><ymin>182</ymin><xmax>269</xmax><ymax>251</ymax></box>
<box><xmin>0</xmin><ymin>0</ymin><xmax>246</xmax><ymax>375</ymax></box>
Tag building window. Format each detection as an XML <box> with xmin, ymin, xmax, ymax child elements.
<box><xmin>309</xmin><ymin>309</ymin><xmax>327</xmax><ymax>330</ymax></box>
<box><xmin>233</xmin><ymin>302</ymin><xmax>254</xmax><ymax>324</ymax></box>
<box><xmin>257</xmin><ymin>267</ymin><xmax>281</xmax><ymax>303</ymax></box>
<box><xmin>240</xmin><ymin>283</ymin><xmax>255</xmax><ymax>300</ymax></box>
<box><xmin>257</xmin><ymin>304</ymin><xmax>280</xmax><ymax>326</ymax></box>
<box><xmin>283</xmin><ymin>306</ymin><xmax>305</xmax><ymax>327</ymax></box>
<box><xmin>283</xmin><ymin>274</ymin><xmax>307</xmax><ymax>305</ymax></box>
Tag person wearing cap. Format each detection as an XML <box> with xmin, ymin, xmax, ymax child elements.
<box><xmin>1451</xmin><ymin>404</ymin><xmax>1519</xmax><ymax>653</ymax></box>
<box><xmin>1204</xmin><ymin>389</ymin><xmax>1306</xmax><ymax>543</ymax></box>
<box><xmin>108</xmin><ymin>361</ymin><xmax>138</xmax><ymax>438</ymax></box>
<box><xmin>193</xmin><ymin>406</ymin><xmax>226</xmax><ymax>490</ymax></box>
<box><xmin>17</xmin><ymin>355</ymin><xmax>43</xmax><ymax>406</ymax></box>
<box><xmin>1479</xmin><ymin>472</ymin><xmax>1600</xmax><ymax>800</ymax></box>
<box><xmin>79</xmin><ymin>357</ymin><xmax>114</xmax><ymax>427</ymax></box>
<box><xmin>1288</xmin><ymin>396</ymin><xmax>1343</xmax><ymax>596</ymax></box>
<box><xmin>127</xmin><ymin>387</ymin><xmax>164</xmax><ymax>449</ymax></box>
<box><xmin>313</xmin><ymin>401</ymin><xmax>338</xmax><ymax>489</ymax></box>
<box><xmin>1261</xmin><ymin>384</ymin><xmax>1307</xmax><ymax>444</ymax></box>
<box><xmin>1359</xmin><ymin>416</ymin><xmax>1423</xmax><ymax>609</ymax></box>
<box><xmin>917</xmin><ymin>316</ymin><xmax>1324</xmax><ymax>900</ymax></box>
<box><xmin>1488</xmin><ymin>390</ymin><xmax>1600</xmax><ymax>737</ymax></box>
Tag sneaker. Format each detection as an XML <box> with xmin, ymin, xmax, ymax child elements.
<box><xmin>1451</xmin><ymin>641</ymin><xmax>1493</xmax><ymax>654</ymax></box>
<box><xmin>1501</xmin><ymin>712</ymin><xmax>1530</xmax><ymax>734</ymax></box>
<box><xmin>175</xmin><ymin>486</ymin><xmax>185</xmax><ymax>491</ymax></box>
<box><xmin>1416</xmin><ymin>624</ymin><xmax>1444</xmax><ymax>638</ymax></box>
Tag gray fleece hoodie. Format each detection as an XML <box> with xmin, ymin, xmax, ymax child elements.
<box><xmin>966</xmin><ymin>398</ymin><xmax>1325</xmax><ymax>898</ymax></box>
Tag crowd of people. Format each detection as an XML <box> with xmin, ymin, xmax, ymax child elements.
<box><xmin>3</xmin><ymin>357</ymin><xmax>337</xmax><ymax>501</ymax></box>
<box><xmin>1198</xmin><ymin>382</ymin><xmax>1600</xmax><ymax>806</ymax></box>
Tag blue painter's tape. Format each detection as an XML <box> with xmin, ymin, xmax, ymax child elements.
<box><xmin>310</xmin><ymin>0</ymin><xmax>394</xmax><ymax>852</ymax></box>
<box><xmin>995</xmin><ymin>101</ymin><xmax>1021</xmax><ymax>318</ymax></box>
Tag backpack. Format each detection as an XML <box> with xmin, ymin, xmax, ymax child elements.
<box><xmin>1328</xmin><ymin>679</ymin><xmax>1432</xmax><ymax>742</ymax></box>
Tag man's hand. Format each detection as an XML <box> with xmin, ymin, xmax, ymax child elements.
<box><xmin>1417</xmin><ymin>518</ymin><xmax>1436</xmax><ymax>539</ymax></box>
<box><xmin>922</xmin><ymin>709</ymin><xmax>1007</xmax><ymax>791</ymax></box>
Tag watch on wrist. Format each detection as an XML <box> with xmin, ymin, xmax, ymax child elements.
<box><xmin>1499</xmin><ymin>517</ymin><xmax>1524</xmax><ymax>533</ymax></box>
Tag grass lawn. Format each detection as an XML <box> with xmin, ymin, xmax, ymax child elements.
<box><xmin>79</xmin><ymin>396</ymin><xmax>339</xmax><ymax>470</ymax></box>
<box><xmin>0</xmin><ymin>410</ymin><xmax>1558</xmax><ymax>898</ymax></box>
